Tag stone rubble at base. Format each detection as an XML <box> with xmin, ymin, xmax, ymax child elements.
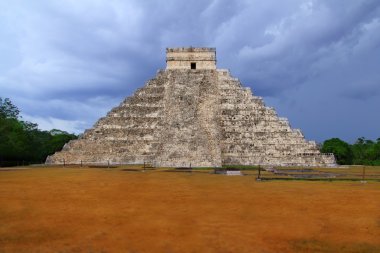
<box><xmin>46</xmin><ymin>48</ymin><xmax>336</xmax><ymax>167</ymax></box>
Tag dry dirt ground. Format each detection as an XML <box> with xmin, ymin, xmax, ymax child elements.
<box><xmin>0</xmin><ymin>166</ymin><xmax>379</xmax><ymax>253</ymax></box>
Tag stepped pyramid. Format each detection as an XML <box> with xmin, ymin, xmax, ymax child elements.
<box><xmin>46</xmin><ymin>47</ymin><xmax>336</xmax><ymax>167</ymax></box>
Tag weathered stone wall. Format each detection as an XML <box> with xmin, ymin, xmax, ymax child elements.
<box><xmin>46</xmin><ymin>71</ymin><xmax>168</xmax><ymax>165</ymax></box>
<box><xmin>166</xmin><ymin>47</ymin><xmax>216</xmax><ymax>70</ymax></box>
<box><xmin>155</xmin><ymin>70</ymin><xmax>222</xmax><ymax>167</ymax></box>
<box><xmin>217</xmin><ymin>69</ymin><xmax>335</xmax><ymax>166</ymax></box>
<box><xmin>46</xmin><ymin>48</ymin><xmax>336</xmax><ymax>167</ymax></box>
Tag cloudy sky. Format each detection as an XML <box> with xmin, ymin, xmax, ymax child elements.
<box><xmin>1</xmin><ymin>0</ymin><xmax>379</xmax><ymax>143</ymax></box>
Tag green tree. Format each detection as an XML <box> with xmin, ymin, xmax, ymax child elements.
<box><xmin>46</xmin><ymin>129</ymin><xmax>76</xmax><ymax>155</ymax></box>
<box><xmin>352</xmin><ymin>137</ymin><xmax>380</xmax><ymax>165</ymax></box>
<box><xmin>0</xmin><ymin>98</ymin><xmax>20</xmax><ymax>119</ymax></box>
<box><xmin>373</xmin><ymin>139</ymin><xmax>380</xmax><ymax>165</ymax></box>
<box><xmin>0</xmin><ymin>97</ymin><xmax>77</xmax><ymax>166</ymax></box>
<box><xmin>321</xmin><ymin>138</ymin><xmax>352</xmax><ymax>165</ymax></box>
<box><xmin>0</xmin><ymin>117</ymin><xmax>29</xmax><ymax>161</ymax></box>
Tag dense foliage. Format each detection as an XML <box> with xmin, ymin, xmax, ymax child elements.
<box><xmin>321</xmin><ymin>137</ymin><xmax>380</xmax><ymax>165</ymax></box>
<box><xmin>0</xmin><ymin>98</ymin><xmax>77</xmax><ymax>166</ymax></box>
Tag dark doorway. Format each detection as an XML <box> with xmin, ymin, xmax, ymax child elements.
<box><xmin>191</xmin><ymin>62</ymin><xmax>196</xmax><ymax>69</ymax></box>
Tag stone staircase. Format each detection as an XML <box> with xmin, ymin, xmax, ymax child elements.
<box><xmin>46</xmin><ymin>68</ymin><xmax>335</xmax><ymax>167</ymax></box>
<box><xmin>217</xmin><ymin>69</ymin><xmax>335</xmax><ymax>166</ymax></box>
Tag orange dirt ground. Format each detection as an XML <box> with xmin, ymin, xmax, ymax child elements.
<box><xmin>0</xmin><ymin>167</ymin><xmax>379</xmax><ymax>253</ymax></box>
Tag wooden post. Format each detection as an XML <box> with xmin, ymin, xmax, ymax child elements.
<box><xmin>257</xmin><ymin>165</ymin><xmax>261</xmax><ymax>180</ymax></box>
<box><xmin>362</xmin><ymin>166</ymin><xmax>366</xmax><ymax>181</ymax></box>
<box><xmin>107</xmin><ymin>160</ymin><xmax>110</xmax><ymax>168</ymax></box>
<box><xmin>80</xmin><ymin>160</ymin><xmax>83</xmax><ymax>167</ymax></box>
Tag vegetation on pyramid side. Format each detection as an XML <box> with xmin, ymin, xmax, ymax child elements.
<box><xmin>46</xmin><ymin>47</ymin><xmax>336</xmax><ymax>167</ymax></box>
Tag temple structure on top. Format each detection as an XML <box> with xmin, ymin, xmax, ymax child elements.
<box><xmin>46</xmin><ymin>47</ymin><xmax>336</xmax><ymax>167</ymax></box>
<box><xmin>166</xmin><ymin>47</ymin><xmax>216</xmax><ymax>70</ymax></box>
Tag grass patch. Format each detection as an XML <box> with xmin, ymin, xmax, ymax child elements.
<box><xmin>222</xmin><ymin>164</ymin><xmax>259</xmax><ymax>170</ymax></box>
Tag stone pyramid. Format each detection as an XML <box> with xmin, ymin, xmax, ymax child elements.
<box><xmin>46</xmin><ymin>47</ymin><xmax>336</xmax><ymax>167</ymax></box>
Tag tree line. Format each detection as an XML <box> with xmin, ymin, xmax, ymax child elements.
<box><xmin>0</xmin><ymin>98</ymin><xmax>77</xmax><ymax>166</ymax></box>
<box><xmin>321</xmin><ymin>137</ymin><xmax>380</xmax><ymax>165</ymax></box>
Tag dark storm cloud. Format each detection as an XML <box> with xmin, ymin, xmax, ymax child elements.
<box><xmin>0</xmin><ymin>0</ymin><xmax>379</xmax><ymax>141</ymax></box>
<box><xmin>234</xmin><ymin>0</ymin><xmax>380</xmax><ymax>96</ymax></box>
